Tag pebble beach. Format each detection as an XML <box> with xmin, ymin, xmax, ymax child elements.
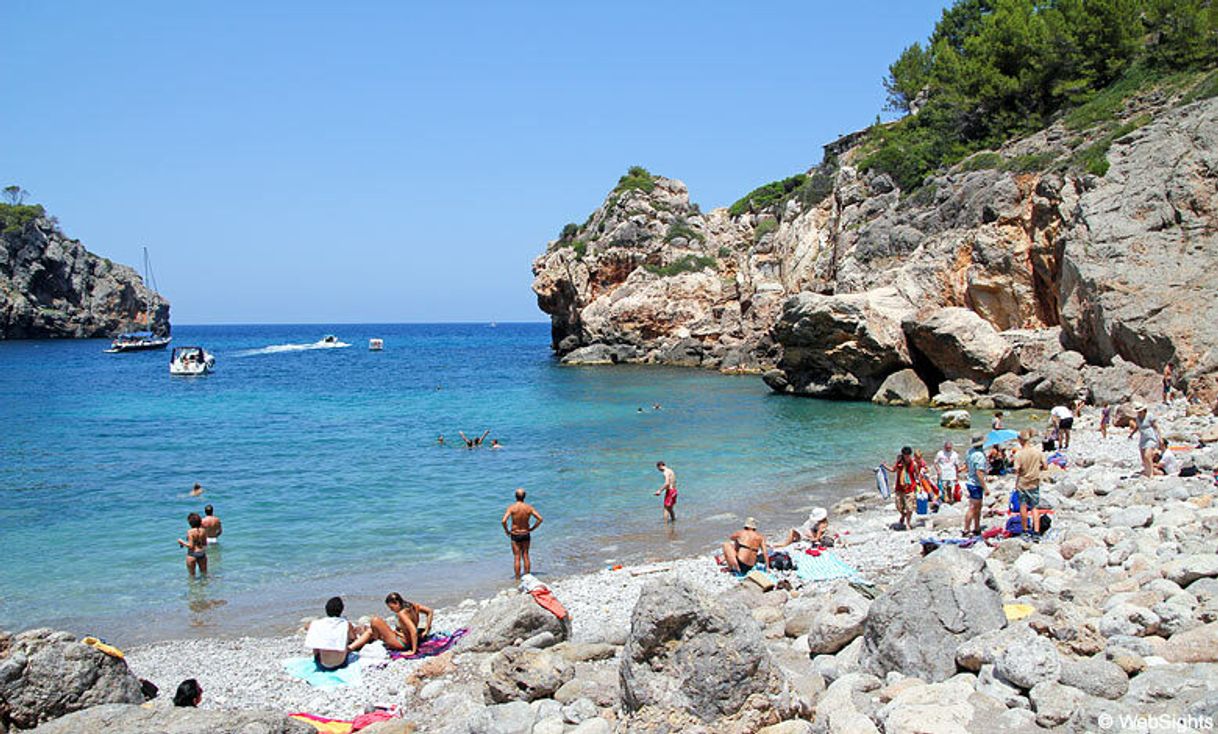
<box><xmin>105</xmin><ymin>399</ymin><xmax>1218</xmax><ymax>732</ymax></box>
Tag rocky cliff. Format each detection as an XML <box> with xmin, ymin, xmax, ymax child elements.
<box><xmin>532</xmin><ymin>81</ymin><xmax>1218</xmax><ymax>407</ymax></box>
<box><xmin>0</xmin><ymin>210</ymin><xmax>170</xmax><ymax>339</ymax></box>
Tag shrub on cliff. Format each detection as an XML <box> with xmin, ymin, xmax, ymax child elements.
<box><xmin>0</xmin><ymin>203</ymin><xmax>45</xmax><ymax>236</ymax></box>
<box><xmin>728</xmin><ymin>175</ymin><xmax>806</xmax><ymax>217</ymax></box>
<box><xmin>644</xmin><ymin>255</ymin><xmax>717</xmax><ymax>277</ymax></box>
<box><xmin>613</xmin><ymin>166</ymin><xmax>656</xmax><ymax>195</ymax></box>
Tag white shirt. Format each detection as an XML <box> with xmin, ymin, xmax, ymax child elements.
<box><xmin>305</xmin><ymin>616</ymin><xmax>350</xmax><ymax>652</ymax></box>
<box><xmin>935</xmin><ymin>450</ymin><xmax>960</xmax><ymax>481</ymax></box>
<box><xmin>1161</xmin><ymin>450</ymin><xmax>1180</xmax><ymax>475</ymax></box>
<box><xmin>1051</xmin><ymin>406</ymin><xmax>1072</xmax><ymax>420</ymax></box>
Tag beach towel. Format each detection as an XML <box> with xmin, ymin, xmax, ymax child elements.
<box><xmin>387</xmin><ymin>628</ymin><xmax>469</xmax><ymax>660</ymax></box>
<box><xmin>529</xmin><ymin>588</ymin><xmax>569</xmax><ymax>620</ymax></box>
<box><xmin>81</xmin><ymin>636</ymin><xmax>124</xmax><ymax>659</ymax></box>
<box><xmin>351</xmin><ymin>711</ymin><xmax>398</xmax><ymax>731</ymax></box>
<box><xmin>290</xmin><ymin>713</ymin><xmax>352</xmax><ymax>734</ymax></box>
<box><xmin>282</xmin><ymin>654</ymin><xmax>363</xmax><ymax>688</ymax></box>
<box><xmin>795</xmin><ymin>550</ymin><xmax>862</xmax><ymax>583</ymax></box>
<box><xmin>304</xmin><ymin>617</ymin><xmax>350</xmax><ymax>652</ymax></box>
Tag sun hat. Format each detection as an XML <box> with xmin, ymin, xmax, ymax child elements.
<box><xmin>1133</xmin><ymin>400</ymin><xmax>1147</xmax><ymax>412</ymax></box>
<box><xmin>743</xmin><ymin>517</ymin><xmax>757</xmax><ymax>529</ymax></box>
<box><xmin>971</xmin><ymin>434</ymin><xmax>985</xmax><ymax>448</ymax></box>
<box><xmin>810</xmin><ymin>507</ymin><xmax>828</xmax><ymax>524</ymax></box>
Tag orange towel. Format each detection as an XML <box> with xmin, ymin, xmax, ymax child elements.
<box><xmin>528</xmin><ymin>588</ymin><xmax>569</xmax><ymax>620</ymax></box>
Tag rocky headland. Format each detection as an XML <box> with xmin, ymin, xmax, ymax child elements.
<box><xmin>0</xmin><ymin>205</ymin><xmax>170</xmax><ymax>339</ymax></box>
<box><xmin>531</xmin><ymin>83</ymin><xmax>1218</xmax><ymax>410</ymax></box>
<box><xmin>5</xmin><ymin>402</ymin><xmax>1218</xmax><ymax>733</ymax></box>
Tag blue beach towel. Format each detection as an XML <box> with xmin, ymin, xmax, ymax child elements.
<box><xmin>282</xmin><ymin>654</ymin><xmax>363</xmax><ymax>688</ymax></box>
<box><xmin>795</xmin><ymin>551</ymin><xmax>862</xmax><ymax>583</ymax></box>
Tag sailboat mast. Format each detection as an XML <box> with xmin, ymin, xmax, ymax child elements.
<box><xmin>142</xmin><ymin>246</ymin><xmax>160</xmax><ymax>294</ymax></box>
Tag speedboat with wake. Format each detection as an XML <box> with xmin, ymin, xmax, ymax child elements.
<box><xmin>170</xmin><ymin>346</ymin><xmax>215</xmax><ymax>375</ymax></box>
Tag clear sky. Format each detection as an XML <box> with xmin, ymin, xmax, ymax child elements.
<box><xmin>2</xmin><ymin>1</ymin><xmax>948</xmax><ymax>324</ymax></box>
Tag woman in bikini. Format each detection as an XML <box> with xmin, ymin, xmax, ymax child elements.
<box><xmin>177</xmin><ymin>512</ymin><xmax>208</xmax><ymax>577</ymax></box>
<box><xmin>368</xmin><ymin>592</ymin><xmax>433</xmax><ymax>655</ymax></box>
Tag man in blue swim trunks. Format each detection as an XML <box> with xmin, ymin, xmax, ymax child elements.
<box><xmin>963</xmin><ymin>434</ymin><xmax>989</xmax><ymax>536</ymax></box>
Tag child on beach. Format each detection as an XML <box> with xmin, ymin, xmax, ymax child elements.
<box><xmin>1100</xmin><ymin>403</ymin><xmax>1112</xmax><ymax>439</ymax></box>
<box><xmin>177</xmin><ymin>513</ymin><xmax>208</xmax><ymax>577</ymax></box>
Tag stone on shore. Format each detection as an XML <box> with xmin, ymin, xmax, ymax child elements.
<box><xmin>485</xmin><ymin>647</ymin><xmax>574</xmax><ymax>703</ymax></box>
<box><xmin>0</xmin><ymin>629</ymin><xmax>145</xmax><ymax>730</ymax></box>
<box><xmin>619</xmin><ymin>578</ymin><xmax>780</xmax><ymax>725</ymax></box>
<box><xmin>27</xmin><ymin>704</ymin><xmax>314</xmax><ymax>734</ymax></box>
<box><xmin>861</xmin><ymin>546</ymin><xmax>1006</xmax><ymax>682</ymax></box>
<box><xmin>940</xmin><ymin>409</ymin><xmax>971</xmax><ymax>428</ymax></box>
<box><xmin>460</xmin><ymin>592</ymin><xmax>569</xmax><ymax>653</ymax></box>
<box><xmin>871</xmin><ymin>369</ymin><xmax>930</xmax><ymax>406</ymax></box>
<box><xmin>806</xmin><ymin>585</ymin><xmax>871</xmax><ymax>655</ymax></box>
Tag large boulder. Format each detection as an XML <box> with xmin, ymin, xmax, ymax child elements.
<box><xmin>1059</xmin><ymin>97</ymin><xmax>1218</xmax><ymax>404</ymax></box>
<box><xmin>485</xmin><ymin>647</ymin><xmax>574</xmax><ymax>703</ymax></box>
<box><xmin>460</xmin><ymin>592</ymin><xmax>570</xmax><ymax>653</ymax></box>
<box><xmin>903</xmin><ymin>307</ymin><xmax>1017</xmax><ymax>384</ymax></box>
<box><xmin>861</xmin><ymin>546</ymin><xmax>1006</xmax><ymax>682</ymax></box>
<box><xmin>28</xmin><ymin>704</ymin><xmax>314</xmax><ymax>734</ymax></box>
<box><xmin>767</xmin><ymin>288</ymin><xmax>912</xmax><ymax>399</ymax></box>
<box><xmin>871</xmin><ymin>369</ymin><xmax>930</xmax><ymax>406</ymax></box>
<box><xmin>0</xmin><ymin>629</ymin><xmax>145</xmax><ymax>730</ymax></box>
<box><xmin>1082</xmin><ymin>356</ymin><xmax>1163</xmax><ymax>406</ymax></box>
<box><xmin>619</xmin><ymin>578</ymin><xmax>781</xmax><ymax>723</ymax></box>
<box><xmin>1025</xmin><ymin>351</ymin><xmax>1088</xmax><ymax>408</ymax></box>
<box><xmin>806</xmin><ymin>586</ymin><xmax>871</xmax><ymax>655</ymax></box>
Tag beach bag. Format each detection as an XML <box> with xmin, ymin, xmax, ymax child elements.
<box><xmin>744</xmin><ymin>569</ymin><xmax>776</xmax><ymax>591</ymax></box>
<box><xmin>1004</xmin><ymin>516</ymin><xmax>1024</xmax><ymax>535</ymax></box>
<box><xmin>916</xmin><ymin>494</ymin><xmax>929</xmax><ymax>515</ymax></box>
<box><xmin>768</xmin><ymin>552</ymin><xmax>794</xmax><ymax>571</ymax></box>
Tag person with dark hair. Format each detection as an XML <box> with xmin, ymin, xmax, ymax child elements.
<box><xmin>176</xmin><ymin>513</ymin><xmax>208</xmax><ymax>577</ymax></box>
<box><xmin>201</xmin><ymin>504</ymin><xmax>222</xmax><ymax>546</ymax></box>
<box><xmin>173</xmin><ymin>678</ymin><xmax>202</xmax><ymax>707</ymax></box>
<box><xmin>305</xmin><ymin>596</ymin><xmax>372</xmax><ymax>671</ymax></box>
<box><xmin>501</xmin><ymin>488</ymin><xmax>543</xmax><ymax>578</ymax></box>
<box><xmin>885</xmin><ymin>447</ymin><xmax>916</xmax><ymax>530</ymax></box>
<box><xmin>653</xmin><ymin>461</ymin><xmax>678</xmax><ymax>523</ymax></box>
<box><xmin>365</xmin><ymin>592</ymin><xmax>434</xmax><ymax>655</ymax></box>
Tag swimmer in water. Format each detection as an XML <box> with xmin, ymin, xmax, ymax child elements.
<box><xmin>177</xmin><ymin>512</ymin><xmax>208</xmax><ymax>577</ymax></box>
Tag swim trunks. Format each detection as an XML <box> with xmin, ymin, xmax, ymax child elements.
<box><xmin>1059</xmin><ymin>417</ymin><xmax>1073</xmax><ymax>430</ymax></box>
<box><xmin>966</xmin><ymin>483</ymin><xmax>984</xmax><ymax>501</ymax></box>
<box><xmin>894</xmin><ymin>489</ymin><xmax>914</xmax><ymax>515</ymax></box>
<box><xmin>663</xmin><ymin>487</ymin><xmax>678</xmax><ymax>508</ymax></box>
<box><xmin>1017</xmin><ymin>486</ymin><xmax>1040</xmax><ymax>509</ymax></box>
<box><xmin>314</xmin><ymin>651</ymin><xmax>351</xmax><ymax>671</ymax></box>
<box><xmin>510</xmin><ymin>531</ymin><xmax>531</xmax><ymax>543</ymax></box>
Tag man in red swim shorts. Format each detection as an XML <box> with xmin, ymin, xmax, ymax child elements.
<box><xmin>653</xmin><ymin>461</ymin><xmax>678</xmax><ymax>523</ymax></box>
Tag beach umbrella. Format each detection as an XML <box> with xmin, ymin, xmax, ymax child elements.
<box><xmin>984</xmin><ymin>429</ymin><xmax>1020</xmax><ymax>448</ymax></box>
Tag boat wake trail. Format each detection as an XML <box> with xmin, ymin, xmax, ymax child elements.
<box><xmin>231</xmin><ymin>340</ymin><xmax>351</xmax><ymax>357</ymax></box>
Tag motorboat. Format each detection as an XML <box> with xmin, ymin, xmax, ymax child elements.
<box><xmin>313</xmin><ymin>335</ymin><xmax>350</xmax><ymax>348</ymax></box>
<box><xmin>105</xmin><ymin>331</ymin><xmax>171</xmax><ymax>353</ymax></box>
<box><xmin>369</xmin><ymin>338</ymin><xmax>384</xmax><ymax>351</ymax></box>
<box><xmin>170</xmin><ymin>346</ymin><xmax>215</xmax><ymax>375</ymax></box>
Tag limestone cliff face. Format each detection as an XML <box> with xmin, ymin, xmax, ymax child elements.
<box><xmin>533</xmin><ymin>92</ymin><xmax>1218</xmax><ymax>405</ymax></box>
<box><xmin>0</xmin><ymin>214</ymin><xmax>170</xmax><ymax>339</ymax></box>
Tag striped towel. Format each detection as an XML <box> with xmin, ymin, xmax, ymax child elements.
<box><xmin>795</xmin><ymin>551</ymin><xmax>862</xmax><ymax>583</ymax></box>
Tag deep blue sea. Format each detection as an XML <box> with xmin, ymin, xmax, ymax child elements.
<box><xmin>0</xmin><ymin>323</ymin><xmax>963</xmax><ymax>642</ymax></box>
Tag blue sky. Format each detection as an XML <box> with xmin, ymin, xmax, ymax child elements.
<box><xmin>2</xmin><ymin>1</ymin><xmax>948</xmax><ymax>324</ymax></box>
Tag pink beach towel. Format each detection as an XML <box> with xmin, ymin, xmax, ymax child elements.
<box><xmin>387</xmin><ymin>628</ymin><xmax>469</xmax><ymax>660</ymax></box>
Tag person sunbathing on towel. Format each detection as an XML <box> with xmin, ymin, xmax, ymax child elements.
<box><xmin>722</xmin><ymin>517</ymin><xmax>768</xmax><ymax>574</ymax></box>
<box><xmin>775</xmin><ymin>507</ymin><xmax>829</xmax><ymax>548</ymax></box>
<box><xmin>367</xmin><ymin>592</ymin><xmax>433</xmax><ymax>655</ymax></box>
<box><xmin>305</xmin><ymin>596</ymin><xmax>372</xmax><ymax>671</ymax></box>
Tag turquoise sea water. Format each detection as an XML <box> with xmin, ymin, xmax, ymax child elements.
<box><xmin>0</xmin><ymin>323</ymin><xmax>962</xmax><ymax>642</ymax></box>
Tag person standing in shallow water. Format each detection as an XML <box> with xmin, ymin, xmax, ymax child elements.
<box><xmin>201</xmin><ymin>504</ymin><xmax>222</xmax><ymax>546</ymax></box>
<box><xmin>501</xmin><ymin>488</ymin><xmax>543</xmax><ymax>579</ymax></box>
<box><xmin>654</xmin><ymin>461</ymin><xmax>678</xmax><ymax>523</ymax></box>
<box><xmin>177</xmin><ymin>512</ymin><xmax>208</xmax><ymax>577</ymax></box>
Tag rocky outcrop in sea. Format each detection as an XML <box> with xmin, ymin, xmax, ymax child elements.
<box><xmin>532</xmin><ymin>87</ymin><xmax>1218</xmax><ymax>408</ymax></box>
<box><xmin>0</xmin><ymin>211</ymin><xmax>170</xmax><ymax>339</ymax></box>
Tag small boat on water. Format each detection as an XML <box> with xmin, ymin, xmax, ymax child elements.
<box><xmin>313</xmin><ymin>335</ymin><xmax>350</xmax><ymax>348</ymax></box>
<box><xmin>105</xmin><ymin>331</ymin><xmax>172</xmax><ymax>353</ymax></box>
<box><xmin>369</xmin><ymin>338</ymin><xmax>384</xmax><ymax>351</ymax></box>
<box><xmin>169</xmin><ymin>346</ymin><xmax>215</xmax><ymax>376</ymax></box>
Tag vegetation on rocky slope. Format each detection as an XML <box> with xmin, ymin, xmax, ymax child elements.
<box><xmin>863</xmin><ymin>0</ymin><xmax>1218</xmax><ymax>189</ymax></box>
<box><xmin>0</xmin><ymin>203</ymin><xmax>47</xmax><ymax>236</ymax></box>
